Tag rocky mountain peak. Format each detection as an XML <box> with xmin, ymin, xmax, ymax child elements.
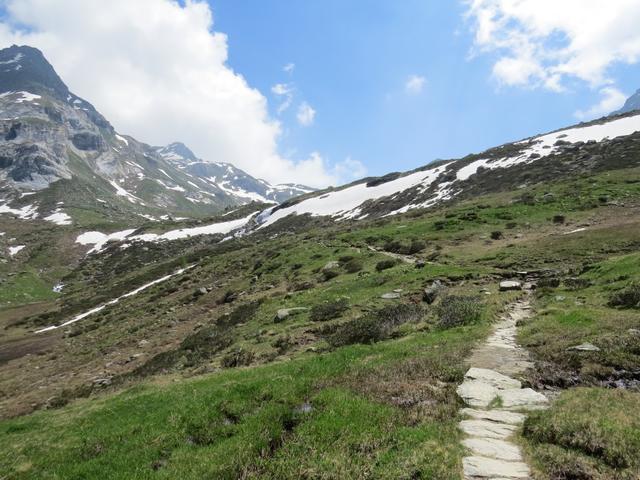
<box><xmin>155</xmin><ymin>142</ymin><xmax>198</xmax><ymax>163</ymax></box>
<box><xmin>0</xmin><ymin>45</ymin><xmax>70</xmax><ymax>100</ymax></box>
<box><xmin>611</xmin><ymin>88</ymin><xmax>640</xmax><ymax>116</ymax></box>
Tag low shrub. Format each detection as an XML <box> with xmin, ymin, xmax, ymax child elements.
<box><xmin>608</xmin><ymin>284</ymin><xmax>640</xmax><ymax>309</ymax></box>
<box><xmin>490</xmin><ymin>231</ymin><xmax>503</xmax><ymax>240</ymax></box>
<box><xmin>221</xmin><ymin>348</ymin><xmax>254</xmax><ymax>368</ymax></box>
<box><xmin>309</xmin><ymin>298</ymin><xmax>349</xmax><ymax>322</ymax></box>
<box><xmin>375</xmin><ymin>259</ymin><xmax>398</xmax><ymax>272</ymax></box>
<box><xmin>321</xmin><ymin>269</ymin><xmax>340</xmax><ymax>281</ymax></box>
<box><xmin>343</xmin><ymin>259</ymin><xmax>364</xmax><ymax>273</ymax></box>
<box><xmin>564</xmin><ymin>277</ymin><xmax>592</xmax><ymax>290</ymax></box>
<box><xmin>537</xmin><ymin>277</ymin><xmax>560</xmax><ymax>288</ymax></box>
<box><xmin>436</xmin><ymin>295</ymin><xmax>483</xmax><ymax>328</ymax></box>
<box><xmin>552</xmin><ymin>214</ymin><xmax>566</xmax><ymax>224</ymax></box>
<box><xmin>408</xmin><ymin>239</ymin><xmax>426</xmax><ymax>254</ymax></box>
<box><xmin>327</xmin><ymin>303</ymin><xmax>424</xmax><ymax>347</ymax></box>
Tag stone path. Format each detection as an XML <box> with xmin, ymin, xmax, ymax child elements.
<box><xmin>456</xmin><ymin>297</ymin><xmax>548</xmax><ymax>479</ymax></box>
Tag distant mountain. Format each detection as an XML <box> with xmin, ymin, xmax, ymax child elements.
<box><xmin>156</xmin><ymin>142</ymin><xmax>314</xmax><ymax>204</ymax></box>
<box><xmin>0</xmin><ymin>45</ymin><xmax>310</xmax><ymax>226</ymax></box>
<box><xmin>611</xmin><ymin>89</ymin><xmax>640</xmax><ymax>116</ymax></box>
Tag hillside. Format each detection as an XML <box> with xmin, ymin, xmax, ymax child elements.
<box><xmin>1</xmin><ymin>81</ymin><xmax>639</xmax><ymax>479</ymax></box>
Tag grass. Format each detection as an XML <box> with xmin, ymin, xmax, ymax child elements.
<box><xmin>0</xmin><ymin>325</ymin><xmax>485</xmax><ymax>479</ymax></box>
<box><xmin>522</xmin><ymin>388</ymin><xmax>640</xmax><ymax>479</ymax></box>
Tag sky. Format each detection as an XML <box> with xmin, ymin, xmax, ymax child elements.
<box><xmin>0</xmin><ymin>0</ymin><xmax>639</xmax><ymax>188</ymax></box>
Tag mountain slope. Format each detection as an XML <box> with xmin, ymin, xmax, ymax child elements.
<box><xmin>611</xmin><ymin>88</ymin><xmax>640</xmax><ymax>116</ymax></box>
<box><xmin>0</xmin><ymin>45</ymin><xmax>309</xmax><ymax>228</ymax></box>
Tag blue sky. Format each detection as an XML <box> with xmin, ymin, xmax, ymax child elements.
<box><xmin>2</xmin><ymin>0</ymin><xmax>638</xmax><ymax>186</ymax></box>
<box><xmin>209</xmin><ymin>0</ymin><xmax>639</xmax><ymax>178</ymax></box>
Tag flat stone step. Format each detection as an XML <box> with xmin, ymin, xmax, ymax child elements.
<box><xmin>463</xmin><ymin>437</ymin><xmax>524</xmax><ymax>462</ymax></box>
<box><xmin>498</xmin><ymin>388</ymin><xmax>549</xmax><ymax>410</ymax></box>
<box><xmin>463</xmin><ymin>456</ymin><xmax>530</xmax><ymax>479</ymax></box>
<box><xmin>457</xmin><ymin>380</ymin><xmax>498</xmax><ymax>408</ymax></box>
<box><xmin>461</xmin><ymin>408</ymin><xmax>525</xmax><ymax>425</ymax></box>
<box><xmin>465</xmin><ymin>368</ymin><xmax>522</xmax><ymax>390</ymax></box>
<box><xmin>459</xmin><ymin>419</ymin><xmax>518</xmax><ymax>440</ymax></box>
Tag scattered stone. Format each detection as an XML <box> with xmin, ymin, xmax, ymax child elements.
<box><xmin>498</xmin><ymin>388</ymin><xmax>549</xmax><ymax>410</ymax></box>
<box><xmin>322</xmin><ymin>261</ymin><xmax>340</xmax><ymax>271</ymax></box>
<box><xmin>456</xmin><ymin>380</ymin><xmax>498</xmax><ymax>408</ymax></box>
<box><xmin>274</xmin><ymin>307</ymin><xmax>308</xmax><ymax>322</ymax></box>
<box><xmin>459</xmin><ymin>419</ymin><xmax>517</xmax><ymax>440</ymax></box>
<box><xmin>423</xmin><ymin>280</ymin><xmax>444</xmax><ymax>304</ymax></box>
<box><xmin>629</xmin><ymin>329</ymin><xmax>640</xmax><ymax>336</ymax></box>
<box><xmin>138</xmin><ymin>339</ymin><xmax>149</xmax><ymax>346</ymax></box>
<box><xmin>555</xmin><ymin>295</ymin><xmax>566</xmax><ymax>301</ymax></box>
<box><xmin>567</xmin><ymin>342</ymin><xmax>600</xmax><ymax>352</ymax></box>
<box><xmin>415</xmin><ymin>259</ymin><xmax>426</xmax><ymax>269</ymax></box>
<box><xmin>381</xmin><ymin>292</ymin><xmax>400</xmax><ymax>299</ymax></box>
<box><xmin>463</xmin><ymin>456</ymin><xmax>530</xmax><ymax>479</ymax></box>
<box><xmin>296</xmin><ymin>402</ymin><xmax>313</xmax><ymax>414</ymax></box>
<box><xmin>462</xmin><ymin>437</ymin><xmax>523</xmax><ymax>461</ymax></box>
<box><xmin>393</xmin><ymin>289</ymin><xmax>403</xmax><ymax>293</ymax></box>
<box><xmin>499</xmin><ymin>281</ymin><xmax>522</xmax><ymax>291</ymax></box>
<box><xmin>464</xmin><ymin>368</ymin><xmax>522</xmax><ymax>390</ymax></box>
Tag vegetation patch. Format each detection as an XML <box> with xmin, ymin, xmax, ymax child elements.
<box><xmin>436</xmin><ymin>295</ymin><xmax>484</xmax><ymax>329</ymax></box>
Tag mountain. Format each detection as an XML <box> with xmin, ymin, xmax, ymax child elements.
<box><xmin>156</xmin><ymin>142</ymin><xmax>314</xmax><ymax>204</ymax></box>
<box><xmin>0</xmin><ymin>45</ymin><xmax>309</xmax><ymax>227</ymax></box>
<box><xmin>611</xmin><ymin>88</ymin><xmax>640</xmax><ymax>116</ymax></box>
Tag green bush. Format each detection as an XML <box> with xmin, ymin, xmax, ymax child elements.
<box><xmin>309</xmin><ymin>298</ymin><xmax>349</xmax><ymax>322</ymax></box>
<box><xmin>321</xmin><ymin>269</ymin><xmax>340</xmax><ymax>281</ymax></box>
<box><xmin>408</xmin><ymin>239</ymin><xmax>426</xmax><ymax>254</ymax></box>
<box><xmin>375</xmin><ymin>259</ymin><xmax>398</xmax><ymax>272</ymax></box>
<box><xmin>343</xmin><ymin>259</ymin><xmax>364</xmax><ymax>273</ymax></box>
<box><xmin>608</xmin><ymin>284</ymin><xmax>640</xmax><ymax>309</ymax></box>
<box><xmin>327</xmin><ymin>303</ymin><xmax>424</xmax><ymax>347</ymax></box>
<box><xmin>436</xmin><ymin>295</ymin><xmax>483</xmax><ymax>328</ymax></box>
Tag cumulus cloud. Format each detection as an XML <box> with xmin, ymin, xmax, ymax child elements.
<box><xmin>0</xmin><ymin>0</ymin><xmax>340</xmax><ymax>187</ymax></box>
<box><xmin>574</xmin><ymin>87</ymin><xmax>627</xmax><ymax>120</ymax></box>
<box><xmin>464</xmin><ymin>0</ymin><xmax>640</xmax><ymax>90</ymax></box>
<box><xmin>332</xmin><ymin>156</ymin><xmax>367</xmax><ymax>182</ymax></box>
<box><xmin>405</xmin><ymin>75</ymin><xmax>426</xmax><ymax>94</ymax></box>
<box><xmin>297</xmin><ymin>101</ymin><xmax>316</xmax><ymax>126</ymax></box>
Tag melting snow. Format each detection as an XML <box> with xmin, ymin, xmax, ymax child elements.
<box><xmin>0</xmin><ymin>203</ymin><xmax>38</xmax><ymax>220</ymax></box>
<box><xmin>0</xmin><ymin>91</ymin><xmax>42</xmax><ymax>103</ymax></box>
<box><xmin>76</xmin><ymin>229</ymin><xmax>137</xmax><ymax>253</ymax></box>
<box><xmin>44</xmin><ymin>210</ymin><xmax>72</xmax><ymax>226</ymax></box>
<box><xmin>257</xmin><ymin>163</ymin><xmax>451</xmax><ymax>228</ymax></box>
<box><xmin>115</xmin><ymin>134</ymin><xmax>129</xmax><ymax>146</ymax></box>
<box><xmin>8</xmin><ymin>245</ymin><xmax>25</xmax><ymax>256</ymax></box>
<box><xmin>35</xmin><ymin>266</ymin><xmax>194</xmax><ymax>333</ymax></box>
<box><xmin>109</xmin><ymin>180</ymin><xmax>144</xmax><ymax>204</ymax></box>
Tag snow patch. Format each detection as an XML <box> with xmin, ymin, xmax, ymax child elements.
<box><xmin>115</xmin><ymin>134</ymin><xmax>129</xmax><ymax>146</ymax></box>
<box><xmin>44</xmin><ymin>210</ymin><xmax>72</xmax><ymax>226</ymax></box>
<box><xmin>8</xmin><ymin>245</ymin><xmax>25</xmax><ymax>256</ymax></box>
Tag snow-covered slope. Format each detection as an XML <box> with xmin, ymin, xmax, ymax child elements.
<box><xmin>156</xmin><ymin>142</ymin><xmax>314</xmax><ymax>204</ymax></box>
<box><xmin>255</xmin><ymin>111</ymin><xmax>640</xmax><ymax>227</ymax></box>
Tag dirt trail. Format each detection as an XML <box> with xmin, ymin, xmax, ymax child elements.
<box><xmin>456</xmin><ymin>295</ymin><xmax>548</xmax><ymax>479</ymax></box>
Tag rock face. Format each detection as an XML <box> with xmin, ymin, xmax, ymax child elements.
<box><xmin>611</xmin><ymin>88</ymin><xmax>640</xmax><ymax>116</ymax></box>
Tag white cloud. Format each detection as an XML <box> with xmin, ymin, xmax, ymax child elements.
<box><xmin>271</xmin><ymin>82</ymin><xmax>294</xmax><ymax>114</ymax></box>
<box><xmin>574</xmin><ymin>87</ymin><xmax>627</xmax><ymax>120</ymax></box>
<box><xmin>405</xmin><ymin>75</ymin><xmax>426</xmax><ymax>94</ymax></box>
<box><xmin>0</xmin><ymin>0</ymin><xmax>338</xmax><ymax>187</ymax></box>
<box><xmin>464</xmin><ymin>0</ymin><xmax>640</xmax><ymax>90</ymax></box>
<box><xmin>331</xmin><ymin>156</ymin><xmax>367</xmax><ymax>182</ymax></box>
<box><xmin>297</xmin><ymin>101</ymin><xmax>316</xmax><ymax>126</ymax></box>
<box><xmin>283</xmin><ymin>62</ymin><xmax>295</xmax><ymax>74</ymax></box>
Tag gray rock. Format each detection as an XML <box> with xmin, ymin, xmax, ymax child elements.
<box><xmin>274</xmin><ymin>307</ymin><xmax>308</xmax><ymax>322</ymax></box>
<box><xmin>381</xmin><ymin>292</ymin><xmax>400</xmax><ymax>299</ymax></box>
<box><xmin>423</xmin><ymin>280</ymin><xmax>444</xmax><ymax>304</ymax></box>
<box><xmin>567</xmin><ymin>342</ymin><xmax>600</xmax><ymax>352</ymax></box>
<box><xmin>463</xmin><ymin>437</ymin><xmax>524</xmax><ymax>461</ymax></box>
<box><xmin>322</xmin><ymin>261</ymin><xmax>340</xmax><ymax>271</ymax></box>
<box><xmin>498</xmin><ymin>388</ymin><xmax>548</xmax><ymax>410</ymax></box>
<box><xmin>463</xmin><ymin>456</ymin><xmax>530</xmax><ymax>478</ymax></box>
<box><xmin>460</xmin><ymin>408</ymin><xmax>525</xmax><ymax>425</ymax></box>
<box><xmin>499</xmin><ymin>281</ymin><xmax>522</xmax><ymax>291</ymax></box>
<box><xmin>456</xmin><ymin>379</ymin><xmax>498</xmax><ymax>408</ymax></box>
<box><xmin>459</xmin><ymin>419</ymin><xmax>517</xmax><ymax>439</ymax></box>
<box><xmin>464</xmin><ymin>368</ymin><xmax>522</xmax><ymax>390</ymax></box>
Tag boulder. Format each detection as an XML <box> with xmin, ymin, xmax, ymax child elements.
<box><xmin>423</xmin><ymin>280</ymin><xmax>444</xmax><ymax>304</ymax></box>
<box><xmin>381</xmin><ymin>292</ymin><xmax>400</xmax><ymax>299</ymax></box>
<box><xmin>456</xmin><ymin>379</ymin><xmax>498</xmax><ymax>408</ymax></box>
<box><xmin>499</xmin><ymin>281</ymin><xmax>522</xmax><ymax>291</ymax></box>
<box><xmin>567</xmin><ymin>342</ymin><xmax>600</xmax><ymax>352</ymax></box>
<box><xmin>274</xmin><ymin>307</ymin><xmax>308</xmax><ymax>322</ymax></box>
<box><xmin>322</xmin><ymin>261</ymin><xmax>340</xmax><ymax>271</ymax></box>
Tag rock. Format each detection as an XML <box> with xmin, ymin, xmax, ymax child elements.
<box><xmin>381</xmin><ymin>292</ymin><xmax>400</xmax><ymax>299</ymax></box>
<box><xmin>498</xmin><ymin>388</ymin><xmax>549</xmax><ymax>410</ymax></box>
<box><xmin>555</xmin><ymin>295</ymin><xmax>566</xmax><ymax>301</ymax></box>
<box><xmin>138</xmin><ymin>339</ymin><xmax>149</xmax><ymax>346</ymax></box>
<box><xmin>322</xmin><ymin>261</ymin><xmax>340</xmax><ymax>271</ymax></box>
<box><xmin>499</xmin><ymin>281</ymin><xmax>522</xmax><ymax>291</ymax></box>
<box><xmin>464</xmin><ymin>368</ymin><xmax>522</xmax><ymax>390</ymax></box>
<box><xmin>462</xmin><ymin>437</ymin><xmax>524</xmax><ymax>461</ymax></box>
<box><xmin>274</xmin><ymin>307</ymin><xmax>308</xmax><ymax>322</ymax></box>
<box><xmin>393</xmin><ymin>289</ymin><xmax>403</xmax><ymax>293</ymax></box>
<box><xmin>456</xmin><ymin>379</ymin><xmax>498</xmax><ymax>408</ymax></box>
<box><xmin>296</xmin><ymin>402</ymin><xmax>313</xmax><ymax>414</ymax></box>
<box><xmin>567</xmin><ymin>342</ymin><xmax>600</xmax><ymax>352</ymax></box>
<box><xmin>423</xmin><ymin>280</ymin><xmax>444</xmax><ymax>304</ymax></box>
<box><xmin>461</xmin><ymin>408</ymin><xmax>525</xmax><ymax>425</ymax></box>
<box><xmin>629</xmin><ymin>329</ymin><xmax>640</xmax><ymax>336</ymax></box>
<box><xmin>459</xmin><ymin>419</ymin><xmax>517</xmax><ymax>440</ymax></box>
<box><xmin>198</xmin><ymin>287</ymin><xmax>208</xmax><ymax>295</ymax></box>
<box><xmin>415</xmin><ymin>259</ymin><xmax>426</xmax><ymax>269</ymax></box>
<box><xmin>463</xmin><ymin>456</ymin><xmax>530</xmax><ymax>479</ymax></box>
